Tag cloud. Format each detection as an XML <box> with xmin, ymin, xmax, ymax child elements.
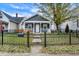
<box><xmin>1</xmin><ymin>4</ymin><xmax>39</xmax><ymax>18</ymax></box>
<box><xmin>31</xmin><ymin>8</ymin><xmax>39</xmax><ymax>13</ymax></box>
<box><xmin>9</xmin><ymin>4</ymin><xmax>30</xmax><ymax>10</ymax></box>
<box><xmin>10</xmin><ymin>4</ymin><xmax>20</xmax><ymax>9</ymax></box>
<box><xmin>2</xmin><ymin>10</ymin><xmax>32</xmax><ymax>17</ymax></box>
<box><xmin>9</xmin><ymin>4</ymin><xmax>39</xmax><ymax>13</ymax></box>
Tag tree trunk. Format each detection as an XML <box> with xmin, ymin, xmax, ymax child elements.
<box><xmin>56</xmin><ymin>24</ymin><xmax>60</xmax><ymax>34</ymax></box>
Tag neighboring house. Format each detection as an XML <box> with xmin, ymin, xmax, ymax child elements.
<box><xmin>0</xmin><ymin>10</ymin><xmax>24</xmax><ymax>32</ymax></box>
<box><xmin>60</xmin><ymin>19</ymin><xmax>79</xmax><ymax>32</ymax></box>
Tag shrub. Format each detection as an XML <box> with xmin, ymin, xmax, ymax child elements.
<box><xmin>65</xmin><ymin>24</ymin><xmax>69</xmax><ymax>33</ymax></box>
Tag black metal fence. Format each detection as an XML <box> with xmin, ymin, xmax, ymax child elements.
<box><xmin>27</xmin><ymin>31</ymin><xmax>79</xmax><ymax>47</ymax></box>
<box><xmin>0</xmin><ymin>31</ymin><xmax>31</xmax><ymax>48</ymax></box>
<box><xmin>29</xmin><ymin>31</ymin><xmax>79</xmax><ymax>47</ymax></box>
<box><xmin>0</xmin><ymin>30</ymin><xmax>79</xmax><ymax>48</ymax></box>
<box><xmin>41</xmin><ymin>32</ymin><xmax>79</xmax><ymax>47</ymax></box>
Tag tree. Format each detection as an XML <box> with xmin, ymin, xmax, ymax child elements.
<box><xmin>35</xmin><ymin>3</ymin><xmax>79</xmax><ymax>32</ymax></box>
<box><xmin>65</xmin><ymin>24</ymin><xmax>69</xmax><ymax>33</ymax></box>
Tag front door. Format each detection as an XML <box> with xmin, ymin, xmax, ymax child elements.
<box><xmin>35</xmin><ymin>24</ymin><xmax>40</xmax><ymax>33</ymax></box>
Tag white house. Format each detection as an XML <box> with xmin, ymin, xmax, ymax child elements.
<box><xmin>0</xmin><ymin>10</ymin><xmax>24</xmax><ymax>32</ymax></box>
<box><xmin>19</xmin><ymin>14</ymin><xmax>52</xmax><ymax>33</ymax></box>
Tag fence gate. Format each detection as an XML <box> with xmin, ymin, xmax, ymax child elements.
<box><xmin>30</xmin><ymin>33</ymin><xmax>42</xmax><ymax>45</ymax></box>
<box><xmin>28</xmin><ymin>32</ymin><xmax>47</xmax><ymax>47</ymax></box>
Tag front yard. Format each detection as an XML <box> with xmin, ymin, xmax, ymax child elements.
<box><xmin>0</xmin><ymin>45</ymin><xmax>30</xmax><ymax>53</ymax></box>
<box><xmin>40</xmin><ymin>33</ymin><xmax>79</xmax><ymax>54</ymax></box>
<box><xmin>41</xmin><ymin>45</ymin><xmax>79</xmax><ymax>54</ymax></box>
<box><xmin>41</xmin><ymin>33</ymin><xmax>79</xmax><ymax>45</ymax></box>
<box><xmin>0</xmin><ymin>32</ymin><xmax>79</xmax><ymax>54</ymax></box>
<box><xmin>0</xmin><ymin>33</ymin><xmax>32</xmax><ymax>53</ymax></box>
<box><xmin>0</xmin><ymin>33</ymin><xmax>32</xmax><ymax>44</ymax></box>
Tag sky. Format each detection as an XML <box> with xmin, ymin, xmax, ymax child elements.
<box><xmin>0</xmin><ymin>3</ymin><xmax>39</xmax><ymax>17</ymax></box>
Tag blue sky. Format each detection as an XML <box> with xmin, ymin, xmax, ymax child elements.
<box><xmin>0</xmin><ymin>3</ymin><xmax>39</xmax><ymax>17</ymax></box>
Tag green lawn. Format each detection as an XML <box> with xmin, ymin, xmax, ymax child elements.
<box><xmin>41</xmin><ymin>33</ymin><xmax>79</xmax><ymax>45</ymax></box>
<box><xmin>41</xmin><ymin>33</ymin><xmax>79</xmax><ymax>54</ymax></box>
<box><xmin>0</xmin><ymin>32</ymin><xmax>79</xmax><ymax>53</ymax></box>
<box><xmin>0</xmin><ymin>33</ymin><xmax>32</xmax><ymax>53</ymax></box>
<box><xmin>0</xmin><ymin>33</ymin><xmax>32</xmax><ymax>45</ymax></box>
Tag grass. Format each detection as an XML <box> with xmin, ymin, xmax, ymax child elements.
<box><xmin>41</xmin><ymin>33</ymin><xmax>79</xmax><ymax>45</ymax></box>
<box><xmin>0</xmin><ymin>32</ymin><xmax>79</xmax><ymax>53</ymax></box>
<box><xmin>0</xmin><ymin>33</ymin><xmax>32</xmax><ymax>53</ymax></box>
<box><xmin>0</xmin><ymin>45</ymin><xmax>31</xmax><ymax>53</ymax></box>
<box><xmin>41</xmin><ymin>45</ymin><xmax>79</xmax><ymax>54</ymax></box>
<box><xmin>0</xmin><ymin>33</ymin><xmax>32</xmax><ymax>45</ymax></box>
<box><xmin>41</xmin><ymin>33</ymin><xmax>79</xmax><ymax>54</ymax></box>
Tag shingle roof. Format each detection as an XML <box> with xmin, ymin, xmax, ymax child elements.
<box><xmin>25</xmin><ymin>14</ymin><xmax>49</xmax><ymax>21</ymax></box>
<box><xmin>13</xmin><ymin>17</ymin><xmax>24</xmax><ymax>23</ymax></box>
<box><xmin>0</xmin><ymin>11</ymin><xmax>24</xmax><ymax>24</ymax></box>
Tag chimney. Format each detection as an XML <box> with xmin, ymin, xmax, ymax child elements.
<box><xmin>16</xmin><ymin>13</ymin><xmax>18</xmax><ymax>18</ymax></box>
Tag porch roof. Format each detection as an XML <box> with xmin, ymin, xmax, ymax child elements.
<box><xmin>25</xmin><ymin>14</ymin><xmax>50</xmax><ymax>21</ymax></box>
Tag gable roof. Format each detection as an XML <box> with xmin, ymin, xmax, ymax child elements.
<box><xmin>25</xmin><ymin>14</ymin><xmax>50</xmax><ymax>21</ymax></box>
<box><xmin>0</xmin><ymin>10</ymin><xmax>24</xmax><ymax>24</ymax></box>
<box><xmin>12</xmin><ymin>17</ymin><xmax>24</xmax><ymax>24</ymax></box>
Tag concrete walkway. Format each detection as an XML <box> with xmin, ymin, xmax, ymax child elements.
<box><xmin>31</xmin><ymin>34</ymin><xmax>42</xmax><ymax>55</ymax></box>
<box><xmin>31</xmin><ymin>45</ymin><xmax>42</xmax><ymax>53</ymax></box>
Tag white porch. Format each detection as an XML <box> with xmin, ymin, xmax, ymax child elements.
<box><xmin>24</xmin><ymin>21</ymin><xmax>51</xmax><ymax>33</ymax></box>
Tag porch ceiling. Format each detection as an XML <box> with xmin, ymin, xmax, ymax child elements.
<box><xmin>25</xmin><ymin>21</ymin><xmax>50</xmax><ymax>23</ymax></box>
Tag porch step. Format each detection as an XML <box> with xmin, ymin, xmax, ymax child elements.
<box><xmin>32</xmin><ymin>39</ymin><xmax>41</xmax><ymax>42</ymax></box>
<box><xmin>32</xmin><ymin>33</ymin><xmax>41</xmax><ymax>44</ymax></box>
<box><xmin>33</xmin><ymin>36</ymin><xmax>40</xmax><ymax>38</ymax></box>
<box><xmin>33</xmin><ymin>33</ymin><xmax>41</xmax><ymax>38</ymax></box>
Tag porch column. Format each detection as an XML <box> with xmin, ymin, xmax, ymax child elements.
<box><xmin>49</xmin><ymin>23</ymin><xmax>51</xmax><ymax>32</ymax></box>
<box><xmin>33</xmin><ymin>23</ymin><xmax>35</xmax><ymax>33</ymax></box>
<box><xmin>40</xmin><ymin>23</ymin><xmax>41</xmax><ymax>33</ymax></box>
<box><xmin>40</xmin><ymin>23</ymin><xmax>42</xmax><ymax>33</ymax></box>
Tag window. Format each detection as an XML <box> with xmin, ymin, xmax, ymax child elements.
<box><xmin>42</xmin><ymin>24</ymin><xmax>48</xmax><ymax>32</ymax></box>
<box><xmin>43</xmin><ymin>25</ymin><xmax>47</xmax><ymax>29</ymax></box>
<box><xmin>25</xmin><ymin>24</ymin><xmax>32</xmax><ymax>30</ymax></box>
<box><xmin>25</xmin><ymin>24</ymin><xmax>28</xmax><ymax>28</ymax></box>
<box><xmin>0</xmin><ymin>12</ymin><xmax>2</xmax><ymax>18</ymax></box>
<box><xmin>0</xmin><ymin>15</ymin><xmax>2</xmax><ymax>18</ymax></box>
<box><xmin>28</xmin><ymin>24</ymin><xmax>32</xmax><ymax>29</ymax></box>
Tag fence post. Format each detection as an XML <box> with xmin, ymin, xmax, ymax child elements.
<box><xmin>27</xmin><ymin>31</ymin><xmax>30</xmax><ymax>48</ymax></box>
<box><xmin>1</xmin><ymin>30</ymin><xmax>3</xmax><ymax>45</ymax></box>
<box><xmin>76</xmin><ymin>29</ymin><xmax>78</xmax><ymax>37</ymax></box>
<box><xmin>69</xmin><ymin>31</ymin><xmax>71</xmax><ymax>45</ymax></box>
<box><xmin>44</xmin><ymin>32</ymin><xmax>46</xmax><ymax>47</ymax></box>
